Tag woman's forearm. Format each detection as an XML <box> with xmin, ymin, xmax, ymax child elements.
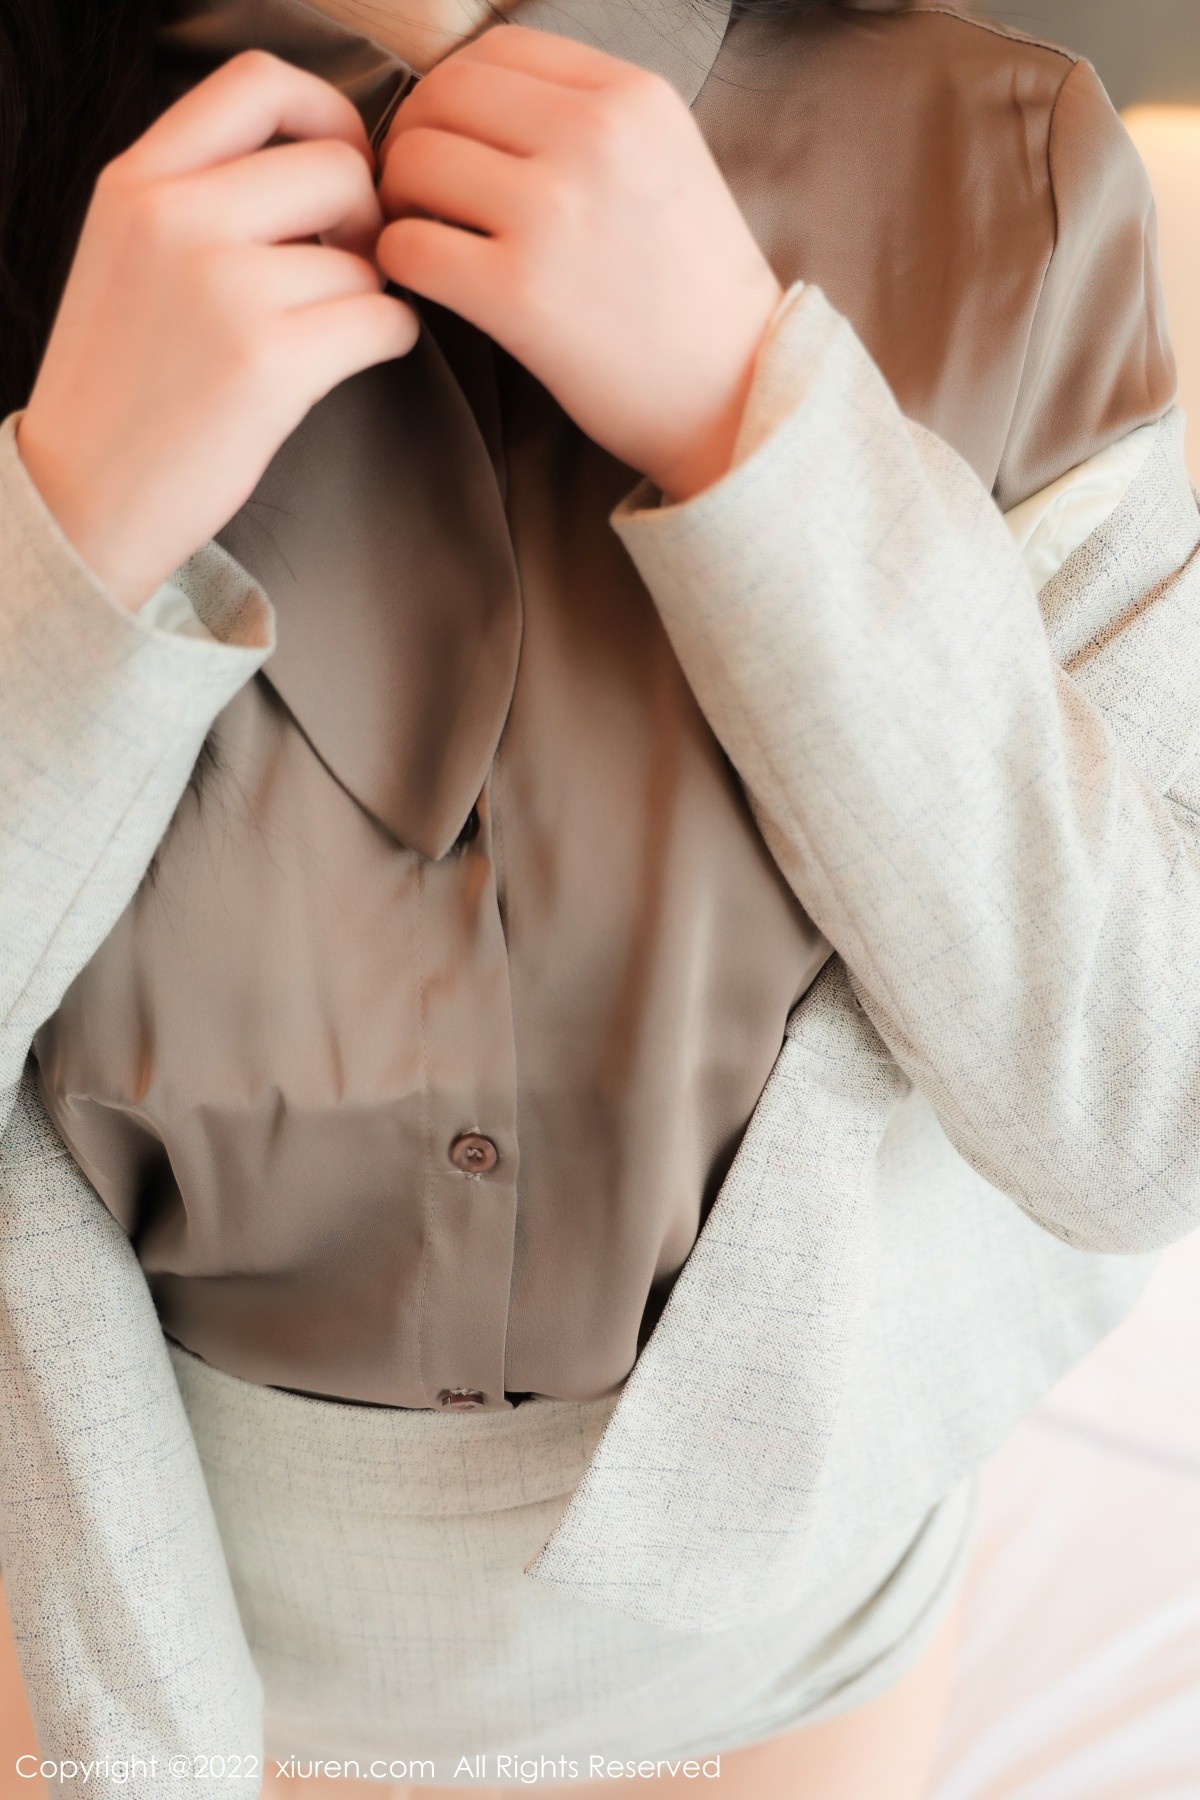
<box><xmin>612</xmin><ymin>282</ymin><xmax>1200</xmax><ymax>1255</ymax></box>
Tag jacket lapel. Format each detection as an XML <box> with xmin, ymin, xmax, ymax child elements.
<box><xmin>523</xmin><ymin>956</ymin><xmax>912</xmax><ymax>1629</ymax></box>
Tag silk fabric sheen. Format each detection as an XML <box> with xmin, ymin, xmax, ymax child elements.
<box><xmin>31</xmin><ymin>0</ymin><xmax>830</xmax><ymax>1410</ymax></box>
<box><xmin>31</xmin><ymin>0</ymin><xmax>1174</xmax><ymax>1412</ymax></box>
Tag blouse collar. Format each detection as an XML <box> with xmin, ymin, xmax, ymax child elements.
<box><xmin>151</xmin><ymin>0</ymin><xmax>734</xmax><ymax>861</ymax></box>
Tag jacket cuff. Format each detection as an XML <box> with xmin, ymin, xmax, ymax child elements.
<box><xmin>609</xmin><ymin>281</ymin><xmax>1169</xmax><ymax>597</ymax></box>
<box><xmin>611</xmin><ymin>277</ymin><xmax>821</xmax><ymax>527</ymax></box>
<box><xmin>0</xmin><ymin>411</ymin><xmax>274</xmax><ymax>746</ymax></box>
<box><xmin>136</xmin><ymin>579</ymin><xmax>220</xmax><ymax>641</ymax></box>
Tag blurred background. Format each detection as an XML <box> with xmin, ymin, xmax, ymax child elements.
<box><xmin>978</xmin><ymin>0</ymin><xmax>1200</xmax><ymax>484</ymax></box>
<box><xmin>2</xmin><ymin>3</ymin><xmax>1200</xmax><ymax>1797</ymax></box>
<box><xmin>979</xmin><ymin>0</ymin><xmax>1200</xmax><ymax>109</ymax></box>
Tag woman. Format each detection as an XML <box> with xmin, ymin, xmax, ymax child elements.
<box><xmin>1</xmin><ymin>0</ymin><xmax>1199</xmax><ymax>1796</ymax></box>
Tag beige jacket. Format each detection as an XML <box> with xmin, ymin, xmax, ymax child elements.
<box><xmin>3</xmin><ymin>4</ymin><xmax>1200</xmax><ymax>1793</ymax></box>
<box><xmin>3</xmin><ymin>282</ymin><xmax>1199</xmax><ymax>1789</ymax></box>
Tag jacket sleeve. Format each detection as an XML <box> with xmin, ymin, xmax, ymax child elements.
<box><xmin>0</xmin><ymin>407</ymin><xmax>276</xmax><ymax>1790</ymax></box>
<box><xmin>0</xmin><ymin>408</ymin><xmax>275</xmax><ymax>1127</ymax></box>
<box><xmin>608</xmin><ymin>195</ymin><xmax>1200</xmax><ymax>1254</ymax></box>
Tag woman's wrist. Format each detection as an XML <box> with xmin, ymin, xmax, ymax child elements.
<box><xmin>14</xmin><ymin>415</ymin><xmax>156</xmax><ymax>615</ymax></box>
<box><xmin>638</xmin><ymin>276</ymin><xmax>787</xmax><ymax>506</ymax></box>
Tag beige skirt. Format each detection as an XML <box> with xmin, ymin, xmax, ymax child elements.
<box><xmin>168</xmin><ymin>1340</ymin><xmax>981</xmax><ymax>1787</ymax></box>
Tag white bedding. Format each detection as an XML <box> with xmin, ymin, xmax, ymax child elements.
<box><xmin>930</xmin><ymin>1227</ymin><xmax>1200</xmax><ymax>1799</ymax></box>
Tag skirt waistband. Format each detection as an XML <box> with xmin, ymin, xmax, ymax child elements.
<box><xmin>167</xmin><ymin>1339</ymin><xmax>623</xmax><ymax>1516</ymax></box>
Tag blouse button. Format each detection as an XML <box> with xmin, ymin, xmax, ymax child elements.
<box><xmin>449</xmin><ymin>1131</ymin><xmax>499</xmax><ymax>1174</ymax></box>
<box><xmin>438</xmin><ymin>1388</ymin><xmax>487</xmax><ymax>1410</ymax></box>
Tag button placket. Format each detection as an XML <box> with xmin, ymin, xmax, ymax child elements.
<box><xmin>414</xmin><ymin>781</ymin><xmax>520</xmax><ymax>1414</ymax></box>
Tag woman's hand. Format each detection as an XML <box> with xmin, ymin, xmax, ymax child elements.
<box><xmin>375</xmin><ymin>25</ymin><xmax>784</xmax><ymax>503</ymax></box>
<box><xmin>17</xmin><ymin>51</ymin><xmax>420</xmax><ymax>614</ymax></box>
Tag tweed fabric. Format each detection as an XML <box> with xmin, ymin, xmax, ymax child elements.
<box><xmin>523</xmin><ymin>288</ymin><xmax>1200</xmax><ymax>1626</ymax></box>
<box><xmin>167</xmin><ymin>1339</ymin><xmax>981</xmax><ymax>1784</ymax></box>
<box><xmin>609</xmin><ymin>288</ymin><xmax>1200</xmax><ymax>1253</ymax></box>
<box><xmin>0</xmin><ymin>1080</ymin><xmax>265</xmax><ymax>1794</ymax></box>
<box><xmin>0</xmin><ymin>417</ymin><xmax>275</xmax><ymax>1793</ymax></box>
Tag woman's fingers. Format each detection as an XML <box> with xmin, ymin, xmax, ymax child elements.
<box><xmin>18</xmin><ymin>45</ymin><xmax>421</xmax><ymax>616</ymax></box>
<box><xmin>119</xmin><ymin>49</ymin><xmax>373</xmax><ymax>182</ymax></box>
<box><xmin>166</xmin><ymin>137</ymin><xmax>385</xmax><ymax>255</ymax></box>
<box><xmin>203</xmin><ymin>242</ymin><xmax>386</xmax><ymax>315</ymax></box>
<box><xmin>375</xmin><ymin>216</ymin><xmax>502</xmax><ymax>327</ymax></box>
<box><xmin>378</xmin><ymin>58</ymin><xmax>579</xmax><ymax>162</ymax></box>
<box><xmin>273</xmin><ymin>289</ymin><xmax>423</xmax><ymax>394</ymax></box>
<box><xmin>448</xmin><ymin>21</ymin><xmax>625</xmax><ymax>90</ymax></box>
<box><xmin>379</xmin><ymin>16</ymin><xmax>782</xmax><ymax>501</ymax></box>
<box><xmin>378</xmin><ymin>127</ymin><xmax>529</xmax><ymax>235</ymax></box>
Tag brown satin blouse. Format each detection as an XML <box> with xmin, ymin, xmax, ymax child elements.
<box><xmin>32</xmin><ymin>0</ymin><xmax>1176</xmax><ymax>1413</ymax></box>
<box><xmin>31</xmin><ymin>0</ymin><xmax>832</xmax><ymax>1411</ymax></box>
